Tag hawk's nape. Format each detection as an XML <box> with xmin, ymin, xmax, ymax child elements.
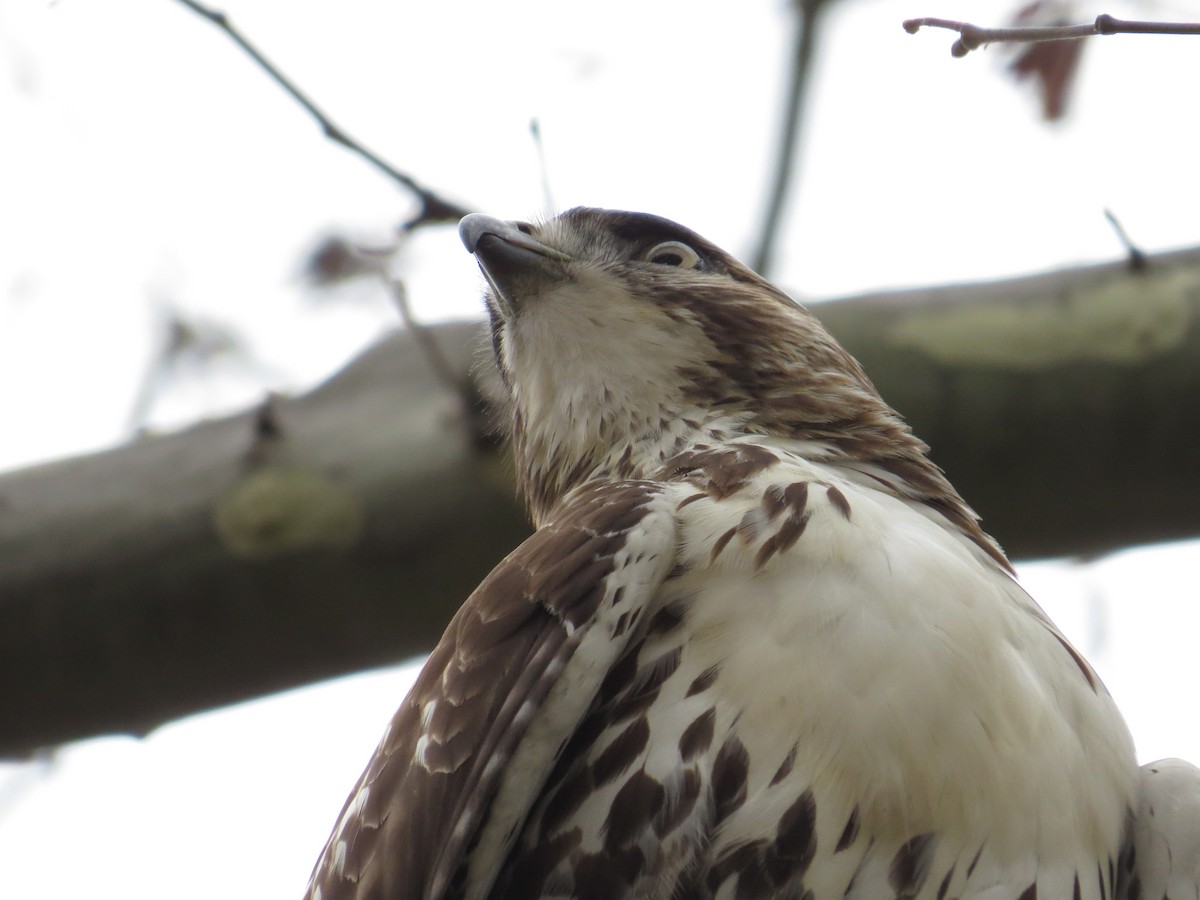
<box><xmin>305</xmin><ymin>208</ymin><xmax>1192</xmax><ymax>900</ymax></box>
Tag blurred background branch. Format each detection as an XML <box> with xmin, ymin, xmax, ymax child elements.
<box><xmin>4</xmin><ymin>247</ymin><xmax>1200</xmax><ymax>755</ymax></box>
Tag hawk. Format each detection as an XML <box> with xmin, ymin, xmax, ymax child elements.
<box><xmin>306</xmin><ymin>207</ymin><xmax>1197</xmax><ymax>899</ymax></box>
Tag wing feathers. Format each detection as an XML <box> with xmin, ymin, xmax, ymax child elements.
<box><xmin>305</xmin><ymin>480</ymin><xmax>677</xmax><ymax>900</ymax></box>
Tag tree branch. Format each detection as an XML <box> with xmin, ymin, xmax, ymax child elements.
<box><xmin>0</xmin><ymin>321</ymin><xmax>527</xmax><ymax>757</ymax></box>
<box><xmin>751</xmin><ymin>0</ymin><xmax>829</xmax><ymax>277</ymax></box>
<box><xmin>903</xmin><ymin>14</ymin><xmax>1200</xmax><ymax>58</ymax></box>
<box><xmin>5</xmin><ymin>247</ymin><xmax>1200</xmax><ymax>754</ymax></box>
<box><xmin>170</xmin><ymin>0</ymin><xmax>472</xmax><ymax>229</ymax></box>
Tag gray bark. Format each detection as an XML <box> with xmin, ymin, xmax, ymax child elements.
<box><xmin>2</xmin><ymin>247</ymin><xmax>1198</xmax><ymax>756</ymax></box>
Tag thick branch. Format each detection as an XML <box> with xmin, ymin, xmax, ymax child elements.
<box><xmin>904</xmin><ymin>14</ymin><xmax>1200</xmax><ymax>57</ymax></box>
<box><xmin>0</xmin><ymin>322</ymin><xmax>527</xmax><ymax>756</ymax></box>
<box><xmin>3</xmin><ymin>248</ymin><xmax>1200</xmax><ymax>755</ymax></box>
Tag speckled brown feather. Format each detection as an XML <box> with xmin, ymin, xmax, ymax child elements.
<box><xmin>306</xmin><ymin>481</ymin><xmax>673</xmax><ymax>900</ymax></box>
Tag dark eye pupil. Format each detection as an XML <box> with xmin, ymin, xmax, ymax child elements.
<box><xmin>652</xmin><ymin>252</ymin><xmax>684</xmax><ymax>266</ymax></box>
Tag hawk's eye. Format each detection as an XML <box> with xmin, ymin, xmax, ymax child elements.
<box><xmin>644</xmin><ymin>241</ymin><xmax>702</xmax><ymax>269</ymax></box>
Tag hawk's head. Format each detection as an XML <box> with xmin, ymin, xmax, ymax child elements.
<box><xmin>460</xmin><ymin>207</ymin><xmax>1004</xmax><ymax>567</ymax></box>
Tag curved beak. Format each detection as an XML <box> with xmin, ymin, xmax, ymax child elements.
<box><xmin>459</xmin><ymin>214</ymin><xmax>571</xmax><ymax>315</ymax></box>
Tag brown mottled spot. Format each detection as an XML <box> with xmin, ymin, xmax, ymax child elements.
<box><xmin>555</xmin><ymin>702</ymin><xmax>612</xmax><ymax>778</ymax></box>
<box><xmin>762</xmin><ymin>483</ymin><xmax>789</xmax><ymax>519</ymax></box>
<box><xmin>773</xmin><ymin>507</ymin><xmax>811</xmax><ymax>551</ymax></box>
<box><xmin>751</xmin><ymin>482</ymin><xmax>812</xmax><ymax>567</ymax></box>
<box><xmin>541</xmin><ymin>764</ymin><xmax>594</xmax><ymax>833</ymax></box>
<box><xmin>572</xmin><ymin>846</ymin><xmax>645</xmax><ymax>900</ymax></box>
<box><xmin>641</xmin><ymin>646</ymin><xmax>683</xmax><ymax>695</ymax></box>
<box><xmin>616</xmin><ymin>444</ymin><xmax>634</xmax><ymax>475</ymax></box>
<box><xmin>607</xmin><ymin>586</ymin><xmax>625</xmax><ymax>610</ymax></box>
<box><xmin>737</xmin><ymin>507</ymin><xmax>764</xmax><ymax>543</ymax></box>
<box><xmin>732</xmin><ymin>856</ymin><xmax>772</xmax><ymax>898</ymax></box>
<box><xmin>711</xmin><ymin>526</ymin><xmax>737</xmax><ymax>562</ymax></box>
<box><xmin>1017</xmin><ymin>884</ymin><xmax>1037</xmax><ymax>900</ymax></box>
<box><xmin>705</xmin><ymin>842</ymin><xmax>764</xmax><ymax>895</ymax></box>
<box><xmin>592</xmin><ymin>717</ymin><xmax>650</xmax><ymax>786</ymax></box>
<box><xmin>646</xmin><ymin>605</ymin><xmax>684</xmax><ymax>636</ymax></box>
<box><xmin>754</xmin><ymin>509</ymin><xmax>810</xmax><ymax>568</ymax></box>
<box><xmin>597</xmin><ymin>648</ymin><xmax>639</xmax><ymax>703</ymax></box>
<box><xmin>686</xmin><ymin>665</ymin><xmax>720</xmax><ymax>697</ymax></box>
<box><xmin>661</xmin><ymin>445</ymin><xmax>779</xmax><ymax>499</ymax></box>
<box><xmin>936</xmin><ymin>864</ymin><xmax>955</xmax><ymax>900</ymax></box>
<box><xmin>679</xmin><ymin>708</ymin><xmax>716</xmax><ymax>761</ymax></box>
<box><xmin>780</xmin><ymin>481</ymin><xmax>809</xmax><ymax>517</ymax></box>
<box><xmin>712</xmin><ymin>735</ymin><xmax>750</xmax><ymax>823</ymax></box>
<box><xmin>654</xmin><ymin>766</ymin><xmax>701</xmax><ymax>838</ymax></box>
<box><xmin>677</xmin><ymin>491</ymin><xmax>708</xmax><ymax>511</ymax></box>
<box><xmin>1121</xmin><ymin>832</ymin><xmax>1136</xmax><ymax>875</ymax></box>
<box><xmin>826</xmin><ymin>484</ymin><xmax>851</xmax><ymax>519</ymax></box>
<box><xmin>612</xmin><ymin>610</ymin><xmax>632</xmax><ymax>637</ymax></box>
<box><xmin>501</xmin><ymin>827</ymin><xmax>582</xmax><ymax>897</ymax></box>
<box><xmin>889</xmin><ymin>833</ymin><xmax>935</xmax><ymax>896</ymax></box>
<box><xmin>604</xmin><ymin>646</ymin><xmax>682</xmax><ymax>725</ymax></box>
<box><xmin>770</xmin><ymin>745</ymin><xmax>797</xmax><ymax>786</ymax></box>
<box><xmin>966</xmin><ymin>843</ymin><xmax>985</xmax><ymax>877</ymax></box>
<box><xmin>1072</xmin><ymin>873</ymin><xmax>1082</xmax><ymax>900</ymax></box>
<box><xmin>835</xmin><ymin>806</ymin><xmax>860</xmax><ymax>852</ymax></box>
<box><xmin>608</xmin><ymin>684</ymin><xmax>662</xmax><ymax>725</ymax></box>
<box><xmin>766</xmin><ymin>789</ymin><xmax>817</xmax><ymax>882</ymax></box>
<box><xmin>604</xmin><ymin>770</ymin><xmax>665</xmax><ymax>850</ymax></box>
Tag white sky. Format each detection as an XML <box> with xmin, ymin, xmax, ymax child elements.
<box><xmin>1</xmin><ymin>0</ymin><xmax>1198</xmax><ymax>897</ymax></box>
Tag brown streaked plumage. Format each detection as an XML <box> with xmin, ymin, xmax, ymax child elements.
<box><xmin>305</xmin><ymin>208</ymin><xmax>1191</xmax><ymax>900</ymax></box>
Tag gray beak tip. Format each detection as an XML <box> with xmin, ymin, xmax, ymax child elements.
<box><xmin>459</xmin><ymin>214</ymin><xmax>505</xmax><ymax>254</ymax></box>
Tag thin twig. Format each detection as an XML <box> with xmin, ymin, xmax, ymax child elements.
<box><xmin>384</xmin><ymin>277</ymin><xmax>469</xmax><ymax>396</ymax></box>
<box><xmin>384</xmin><ymin>273</ymin><xmax>497</xmax><ymax>449</ymax></box>
<box><xmin>1103</xmin><ymin>209</ymin><xmax>1148</xmax><ymax>272</ymax></box>
<box><xmin>752</xmin><ymin>0</ymin><xmax>829</xmax><ymax>277</ymax></box>
<box><xmin>904</xmin><ymin>14</ymin><xmax>1200</xmax><ymax>57</ymax></box>
<box><xmin>171</xmin><ymin>0</ymin><xmax>472</xmax><ymax>229</ymax></box>
<box><xmin>529</xmin><ymin>118</ymin><xmax>556</xmax><ymax>216</ymax></box>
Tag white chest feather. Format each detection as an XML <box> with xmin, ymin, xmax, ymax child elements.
<box><xmin>662</xmin><ymin>450</ymin><xmax>1135</xmax><ymax>873</ymax></box>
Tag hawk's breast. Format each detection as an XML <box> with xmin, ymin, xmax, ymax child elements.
<box><xmin>496</xmin><ymin>443</ymin><xmax>1136</xmax><ymax>900</ymax></box>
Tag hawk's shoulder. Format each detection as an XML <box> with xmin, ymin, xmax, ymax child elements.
<box><xmin>305</xmin><ymin>479</ymin><xmax>678</xmax><ymax>900</ymax></box>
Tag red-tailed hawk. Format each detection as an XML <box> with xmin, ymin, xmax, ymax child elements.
<box><xmin>305</xmin><ymin>208</ymin><xmax>1195</xmax><ymax>899</ymax></box>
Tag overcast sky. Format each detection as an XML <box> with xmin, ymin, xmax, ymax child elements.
<box><xmin>1</xmin><ymin>0</ymin><xmax>1198</xmax><ymax>897</ymax></box>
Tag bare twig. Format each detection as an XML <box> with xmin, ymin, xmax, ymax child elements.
<box><xmin>1104</xmin><ymin>209</ymin><xmax>1148</xmax><ymax>272</ymax></box>
<box><xmin>529</xmin><ymin>118</ymin><xmax>556</xmax><ymax>216</ymax></box>
<box><xmin>384</xmin><ymin>277</ymin><xmax>466</xmax><ymax>395</ymax></box>
<box><xmin>752</xmin><ymin>0</ymin><xmax>830</xmax><ymax>277</ymax></box>
<box><xmin>171</xmin><ymin>0</ymin><xmax>472</xmax><ymax>230</ymax></box>
<box><xmin>904</xmin><ymin>14</ymin><xmax>1200</xmax><ymax>57</ymax></box>
<box><xmin>384</xmin><ymin>276</ymin><xmax>498</xmax><ymax>449</ymax></box>
<box><xmin>126</xmin><ymin>308</ymin><xmax>249</xmax><ymax>432</ymax></box>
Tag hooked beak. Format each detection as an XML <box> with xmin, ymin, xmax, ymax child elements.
<box><xmin>458</xmin><ymin>214</ymin><xmax>571</xmax><ymax>315</ymax></box>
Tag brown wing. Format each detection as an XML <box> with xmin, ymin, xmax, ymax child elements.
<box><xmin>305</xmin><ymin>480</ymin><xmax>678</xmax><ymax>900</ymax></box>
